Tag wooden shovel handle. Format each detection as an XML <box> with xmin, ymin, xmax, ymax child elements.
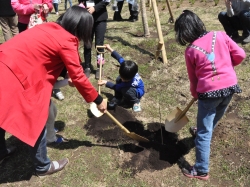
<box><xmin>165</xmin><ymin>0</ymin><xmax>174</xmax><ymax>22</ymax></box>
<box><xmin>98</xmin><ymin>53</ymin><xmax>103</xmax><ymax>94</ymax></box>
<box><xmin>96</xmin><ymin>45</ymin><xmax>106</xmax><ymax>53</ymax></box>
<box><xmin>174</xmin><ymin>98</ymin><xmax>196</xmax><ymax>123</ymax></box>
<box><xmin>106</xmin><ymin>111</ymin><xmax>130</xmax><ymax>134</ymax></box>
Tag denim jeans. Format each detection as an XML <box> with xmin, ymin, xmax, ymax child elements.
<box><xmin>194</xmin><ymin>94</ymin><xmax>233</xmax><ymax>173</ymax></box>
<box><xmin>0</xmin><ymin>127</ymin><xmax>50</xmax><ymax>173</ymax></box>
<box><xmin>64</xmin><ymin>0</ymin><xmax>72</xmax><ymax>10</ymax></box>
<box><xmin>29</xmin><ymin>126</ymin><xmax>51</xmax><ymax>173</ymax></box>
<box><xmin>53</xmin><ymin>3</ymin><xmax>59</xmax><ymax>12</ymax></box>
<box><xmin>218</xmin><ymin>11</ymin><xmax>250</xmax><ymax>37</ymax></box>
<box><xmin>46</xmin><ymin>100</ymin><xmax>57</xmax><ymax>143</ymax></box>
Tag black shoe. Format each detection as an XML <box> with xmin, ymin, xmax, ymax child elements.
<box><xmin>84</xmin><ymin>68</ymin><xmax>91</xmax><ymax>78</ymax></box>
<box><xmin>130</xmin><ymin>18</ymin><xmax>138</xmax><ymax>22</ymax></box>
<box><xmin>95</xmin><ymin>68</ymin><xmax>104</xmax><ymax>80</ymax></box>
<box><xmin>113</xmin><ymin>13</ymin><xmax>123</xmax><ymax>21</ymax></box>
<box><xmin>0</xmin><ymin>146</ymin><xmax>17</xmax><ymax>164</ymax></box>
<box><xmin>36</xmin><ymin>158</ymin><xmax>69</xmax><ymax>177</ymax></box>
<box><xmin>113</xmin><ymin>17</ymin><xmax>123</xmax><ymax>21</ymax></box>
<box><xmin>95</xmin><ymin>68</ymin><xmax>100</xmax><ymax>80</ymax></box>
<box><xmin>128</xmin><ymin>17</ymin><xmax>138</xmax><ymax>22</ymax></box>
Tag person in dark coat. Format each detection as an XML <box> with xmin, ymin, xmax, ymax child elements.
<box><xmin>83</xmin><ymin>0</ymin><xmax>110</xmax><ymax>79</ymax></box>
<box><xmin>0</xmin><ymin>0</ymin><xmax>19</xmax><ymax>41</ymax></box>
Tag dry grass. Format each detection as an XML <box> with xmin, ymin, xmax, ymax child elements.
<box><xmin>0</xmin><ymin>0</ymin><xmax>250</xmax><ymax>186</ymax></box>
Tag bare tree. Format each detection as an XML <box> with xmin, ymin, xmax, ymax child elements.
<box><xmin>140</xmin><ymin>0</ymin><xmax>150</xmax><ymax>37</ymax></box>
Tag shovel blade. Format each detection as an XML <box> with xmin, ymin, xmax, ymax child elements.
<box><xmin>90</xmin><ymin>99</ymin><xmax>107</xmax><ymax>118</ymax></box>
<box><xmin>125</xmin><ymin>132</ymin><xmax>149</xmax><ymax>142</ymax></box>
<box><xmin>165</xmin><ymin>107</ymin><xmax>189</xmax><ymax>132</ymax></box>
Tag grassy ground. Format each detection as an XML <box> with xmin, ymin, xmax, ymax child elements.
<box><xmin>0</xmin><ymin>0</ymin><xmax>250</xmax><ymax>186</ymax></box>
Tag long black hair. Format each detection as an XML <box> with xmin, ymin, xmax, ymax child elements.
<box><xmin>174</xmin><ymin>10</ymin><xmax>206</xmax><ymax>46</ymax></box>
<box><xmin>56</xmin><ymin>6</ymin><xmax>93</xmax><ymax>48</ymax></box>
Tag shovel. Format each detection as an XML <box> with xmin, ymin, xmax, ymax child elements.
<box><xmin>166</xmin><ymin>0</ymin><xmax>174</xmax><ymax>23</ymax></box>
<box><xmin>89</xmin><ymin>46</ymin><xmax>107</xmax><ymax>118</ymax></box>
<box><xmin>90</xmin><ymin>104</ymin><xmax>149</xmax><ymax>142</ymax></box>
<box><xmin>165</xmin><ymin>98</ymin><xmax>196</xmax><ymax>133</ymax></box>
<box><xmin>90</xmin><ymin>99</ymin><xmax>149</xmax><ymax>142</ymax></box>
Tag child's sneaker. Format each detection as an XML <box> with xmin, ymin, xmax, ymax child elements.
<box><xmin>55</xmin><ymin>136</ymin><xmax>64</xmax><ymax>144</ymax></box>
<box><xmin>133</xmin><ymin>103</ymin><xmax>141</xmax><ymax>112</ymax></box>
<box><xmin>54</xmin><ymin>128</ymin><xmax>59</xmax><ymax>133</ymax></box>
<box><xmin>97</xmin><ymin>58</ymin><xmax>105</xmax><ymax>65</ymax></box>
<box><xmin>182</xmin><ymin>166</ymin><xmax>209</xmax><ymax>181</ymax></box>
<box><xmin>53</xmin><ymin>89</ymin><xmax>64</xmax><ymax>101</ymax></box>
<box><xmin>108</xmin><ymin>97</ymin><xmax>121</xmax><ymax>107</ymax></box>
<box><xmin>189</xmin><ymin>126</ymin><xmax>197</xmax><ymax>137</ymax></box>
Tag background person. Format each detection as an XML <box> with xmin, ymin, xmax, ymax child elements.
<box><xmin>11</xmin><ymin>0</ymin><xmax>53</xmax><ymax>33</ymax></box>
<box><xmin>53</xmin><ymin>0</ymin><xmax>59</xmax><ymax>15</ymax></box>
<box><xmin>0</xmin><ymin>6</ymin><xmax>107</xmax><ymax>176</ymax></box>
<box><xmin>64</xmin><ymin>0</ymin><xmax>72</xmax><ymax>10</ymax></box>
<box><xmin>0</xmin><ymin>0</ymin><xmax>19</xmax><ymax>41</ymax></box>
<box><xmin>82</xmin><ymin>0</ymin><xmax>110</xmax><ymax>79</ymax></box>
<box><xmin>218</xmin><ymin>0</ymin><xmax>250</xmax><ymax>44</ymax></box>
<box><xmin>113</xmin><ymin>0</ymin><xmax>139</xmax><ymax>22</ymax></box>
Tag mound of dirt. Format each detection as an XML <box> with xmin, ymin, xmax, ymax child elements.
<box><xmin>84</xmin><ymin>106</ymin><xmax>195</xmax><ymax>175</ymax></box>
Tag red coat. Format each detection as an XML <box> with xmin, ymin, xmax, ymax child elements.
<box><xmin>0</xmin><ymin>22</ymin><xmax>98</xmax><ymax>147</ymax></box>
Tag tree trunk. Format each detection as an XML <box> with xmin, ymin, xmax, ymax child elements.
<box><xmin>140</xmin><ymin>0</ymin><xmax>150</xmax><ymax>37</ymax></box>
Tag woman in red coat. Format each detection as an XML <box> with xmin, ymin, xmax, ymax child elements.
<box><xmin>0</xmin><ymin>6</ymin><xmax>107</xmax><ymax>176</ymax></box>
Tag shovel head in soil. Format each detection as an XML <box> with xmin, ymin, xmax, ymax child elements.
<box><xmin>90</xmin><ymin>104</ymin><xmax>149</xmax><ymax>142</ymax></box>
<box><xmin>165</xmin><ymin>98</ymin><xmax>196</xmax><ymax>133</ymax></box>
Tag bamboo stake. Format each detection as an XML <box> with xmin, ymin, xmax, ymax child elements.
<box><xmin>151</xmin><ymin>0</ymin><xmax>168</xmax><ymax>64</ymax></box>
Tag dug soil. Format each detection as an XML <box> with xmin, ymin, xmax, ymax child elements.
<box><xmin>85</xmin><ymin>106</ymin><xmax>195</xmax><ymax>176</ymax></box>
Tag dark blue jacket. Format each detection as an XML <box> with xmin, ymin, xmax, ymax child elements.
<box><xmin>106</xmin><ymin>50</ymin><xmax>145</xmax><ymax>98</ymax></box>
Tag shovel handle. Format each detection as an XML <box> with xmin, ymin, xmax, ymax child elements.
<box><xmin>96</xmin><ymin>45</ymin><xmax>106</xmax><ymax>54</ymax></box>
<box><xmin>106</xmin><ymin>111</ymin><xmax>130</xmax><ymax>134</ymax></box>
<box><xmin>174</xmin><ymin>98</ymin><xmax>196</xmax><ymax>123</ymax></box>
<box><xmin>98</xmin><ymin>53</ymin><xmax>103</xmax><ymax>94</ymax></box>
<box><xmin>165</xmin><ymin>0</ymin><xmax>174</xmax><ymax>22</ymax></box>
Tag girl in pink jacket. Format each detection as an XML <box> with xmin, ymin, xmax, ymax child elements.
<box><xmin>11</xmin><ymin>0</ymin><xmax>53</xmax><ymax>32</ymax></box>
<box><xmin>174</xmin><ymin>10</ymin><xmax>245</xmax><ymax>181</ymax></box>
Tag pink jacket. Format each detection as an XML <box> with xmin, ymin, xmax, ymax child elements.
<box><xmin>11</xmin><ymin>0</ymin><xmax>53</xmax><ymax>24</ymax></box>
<box><xmin>185</xmin><ymin>31</ymin><xmax>246</xmax><ymax>98</ymax></box>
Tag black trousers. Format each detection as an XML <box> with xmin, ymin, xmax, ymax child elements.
<box><xmin>18</xmin><ymin>22</ymin><xmax>28</xmax><ymax>33</ymax></box>
<box><xmin>83</xmin><ymin>21</ymin><xmax>107</xmax><ymax>69</ymax></box>
<box><xmin>114</xmin><ymin>77</ymin><xmax>140</xmax><ymax>104</ymax></box>
<box><xmin>0</xmin><ymin>128</ymin><xmax>7</xmax><ymax>155</ymax></box>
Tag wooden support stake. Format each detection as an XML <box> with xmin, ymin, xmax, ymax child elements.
<box><xmin>151</xmin><ymin>0</ymin><xmax>168</xmax><ymax>64</ymax></box>
<box><xmin>155</xmin><ymin>42</ymin><xmax>163</xmax><ymax>61</ymax></box>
